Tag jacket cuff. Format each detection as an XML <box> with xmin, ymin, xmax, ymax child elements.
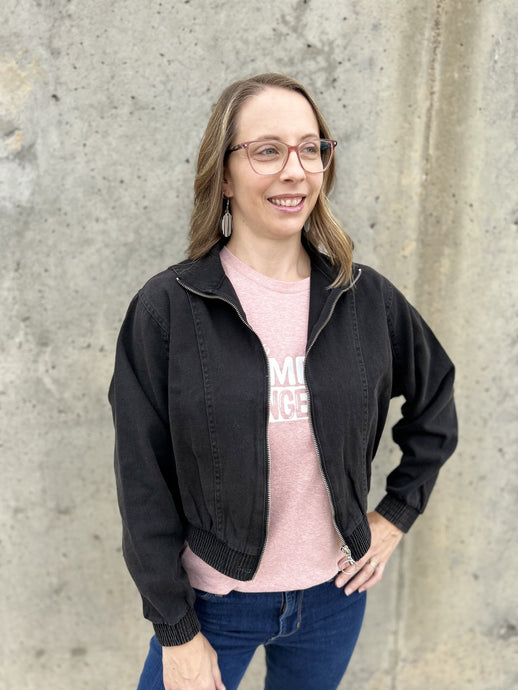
<box><xmin>153</xmin><ymin>607</ymin><xmax>201</xmax><ymax>646</ymax></box>
<box><xmin>375</xmin><ymin>494</ymin><xmax>420</xmax><ymax>533</ymax></box>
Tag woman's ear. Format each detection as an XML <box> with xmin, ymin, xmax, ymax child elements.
<box><xmin>222</xmin><ymin>167</ymin><xmax>233</xmax><ymax>198</ymax></box>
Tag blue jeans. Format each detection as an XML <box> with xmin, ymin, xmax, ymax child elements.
<box><xmin>137</xmin><ymin>578</ymin><xmax>366</xmax><ymax>690</ymax></box>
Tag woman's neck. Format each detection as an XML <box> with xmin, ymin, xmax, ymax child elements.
<box><xmin>225</xmin><ymin>235</ymin><xmax>310</xmax><ymax>282</ymax></box>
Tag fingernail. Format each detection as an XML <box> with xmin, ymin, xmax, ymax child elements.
<box><xmin>345</xmin><ymin>588</ymin><xmax>351</xmax><ymax>596</ymax></box>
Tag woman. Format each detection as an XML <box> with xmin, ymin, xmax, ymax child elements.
<box><xmin>109</xmin><ymin>73</ymin><xmax>457</xmax><ymax>690</ymax></box>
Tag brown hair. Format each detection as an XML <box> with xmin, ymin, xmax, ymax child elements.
<box><xmin>188</xmin><ymin>73</ymin><xmax>354</xmax><ymax>286</ymax></box>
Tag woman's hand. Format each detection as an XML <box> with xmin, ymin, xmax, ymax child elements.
<box><xmin>335</xmin><ymin>511</ymin><xmax>403</xmax><ymax>595</ymax></box>
<box><xmin>162</xmin><ymin>632</ymin><xmax>225</xmax><ymax>690</ymax></box>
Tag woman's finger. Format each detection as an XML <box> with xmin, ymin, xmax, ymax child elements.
<box><xmin>342</xmin><ymin>559</ymin><xmax>384</xmax><ymax>594</ymax></box>
<box><xmin>357</xmin><ymin>561</ymin><xmax>385</xmax><ymax>593</ymax></box>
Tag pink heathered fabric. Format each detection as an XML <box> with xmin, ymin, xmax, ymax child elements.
<box><xmin>181</xmin><ymin>247</ymin><xmax>342</xmax><ymax>593</ymax></box>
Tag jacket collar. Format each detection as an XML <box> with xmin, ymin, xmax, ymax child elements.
<box><xmin>173</xmin><ymin>238</ymin><xmax>360</xmax><ymax>341</ymax></box>
<box><xmin>172</xmin><ymin>240</ymin><xmax>244</xmax><ymax>315</ymax></box>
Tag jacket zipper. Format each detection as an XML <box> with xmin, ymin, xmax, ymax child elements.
<box><xmin>304</xmin><ymin>268</ymin><xmax>362</xmax><ymax>572</ymax></box>
<box><xmin>176</xmin><ymin>278</ymin><xmax>271</xmax><ymax>576</ymax></box>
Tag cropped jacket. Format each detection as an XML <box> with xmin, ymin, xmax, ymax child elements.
<box><xmin>109</xmin><ymin>240</ymin><xmax>457</xmax><ymax>645</ymax></box>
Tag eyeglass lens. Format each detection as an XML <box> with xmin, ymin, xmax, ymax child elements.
<box><xmin>247</xmin><ymin>140</ymin><xmax>333</xmax><ymax>174</ymax></box>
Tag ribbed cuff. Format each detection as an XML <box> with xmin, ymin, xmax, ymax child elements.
<box><xmin>153</xmin><ymin>607</ymin><xmax>201</xmax><ymax>646</ymax></box>
<box><xmin>344</xmin><ymin>514</ymin><xmax>372</xmax><ymax>561</ymax></box>
<box><xmin>375</xmin><ymin>494</ymin><xmax>420</xmax><ymax>533</ymax></box>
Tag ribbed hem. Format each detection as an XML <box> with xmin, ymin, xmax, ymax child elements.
<box><xmin>375</xmin><ymin>494</ymin><xmax>420</xmax><ymax>533</ymax></box>
<box><xmin>153</xmin><ymin>607</ymin><xmax>201</xmax><ymax>646</ymax></box>
<box><xmin>187</xmin><ymin>526</ymin><xmax>259</xmax><ymax>581</ymax></box>
<box><xmin>344</xmin><ymin>514</ymin><xmax>372</xmax><ymax>561</ymax></box>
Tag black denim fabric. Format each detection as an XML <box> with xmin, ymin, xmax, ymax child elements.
<box><xmin>109</xmin><ymin>239</ymin><xmax>457</xmax><ymax>645</ymax></box>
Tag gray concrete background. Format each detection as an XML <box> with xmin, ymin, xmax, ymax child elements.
<box><xmin>1</xmin><ymin>1</ymin><xmax>517</xmax><ymax>688</ymax></box>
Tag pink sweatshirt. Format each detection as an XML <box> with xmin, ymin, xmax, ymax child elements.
<box><xmin>181</xmin><ymin>247</ymin><xmax>342</xmax><ymax>593</ymax></box>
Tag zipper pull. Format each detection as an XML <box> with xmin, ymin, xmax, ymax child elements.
<box><xmin>340</xmin><ymin>544</ymin><xmax>357</xmax><ymax>574</ymax></box>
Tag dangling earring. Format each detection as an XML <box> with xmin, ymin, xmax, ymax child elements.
<box><xmin>220</xmin><ymin>197</ymin><xmax>232</xmax><ymax>238</ymax></box>
<box><xmin>303</xmin><ymin>218</ymin><xmax>311</xmax><ymax>233</ymax></box>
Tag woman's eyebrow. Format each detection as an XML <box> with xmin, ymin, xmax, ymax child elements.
<box><xmin>250</xmin><ymin>133</ymin><xmax>320</xmax><ymax>142</ymax></box>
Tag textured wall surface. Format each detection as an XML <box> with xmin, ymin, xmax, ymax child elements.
<box><xmin>1</xmin><ymin>1</ymin><xmax>517</xmax><ymax>688</ymax></box>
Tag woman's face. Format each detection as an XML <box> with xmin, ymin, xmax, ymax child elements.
<box><xmin>223</xmin><ymin>87</ymin><xmax>324</xmax><ymax>244</ymax></box>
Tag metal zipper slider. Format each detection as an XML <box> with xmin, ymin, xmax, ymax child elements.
<box><xmin>340</xmin><ymin>544</ymin><xmax>357</xmax><ymax>574</ymax></box>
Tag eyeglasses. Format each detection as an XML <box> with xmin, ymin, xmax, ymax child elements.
<box><xmin>227</xmin><ymin>139</ymin><xmax>337</xmax><ymax>175</ymax></box>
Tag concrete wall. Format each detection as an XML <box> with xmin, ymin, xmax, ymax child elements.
<box><xmin>1</xmin><ymin>1</ymin><xmax>516</xmax><ymax>688</ymax></box>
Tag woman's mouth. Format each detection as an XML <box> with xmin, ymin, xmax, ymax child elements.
<box><xmin>268</xmin><ymin>196</ymin><xmax>305</xmax><ymax>211</ymax></box>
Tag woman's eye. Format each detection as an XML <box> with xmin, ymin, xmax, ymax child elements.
<box><xmin>253</xmin><ymin>144</ymin><xmax>281</xmax><ymax>157</ymax></box>
<box><xmin>301</xmin><ymin>143</ymin><xmax>319</xmax><ymax>156</ymax></box>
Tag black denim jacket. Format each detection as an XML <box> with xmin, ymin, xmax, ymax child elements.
<box><xmin>109</xmin><ymin>240</ymin><xmax>457</xmax><ymax>645</ymax></box>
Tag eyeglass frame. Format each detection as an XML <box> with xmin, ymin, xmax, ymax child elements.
<box><xmin>226</xmin><ymin>138</ymin><xmax>338</xmax><ymax>175</ymax></box>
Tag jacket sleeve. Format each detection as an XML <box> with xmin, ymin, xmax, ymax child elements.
<box><xmin>375</xmin><ymin>281</ymin><xmax>458</xmax><ymax>532</ymax></box>
<box><xmin>108</xmin><ymin>290</ymin><xmax>200</xmax><ymax>645</ymax></box>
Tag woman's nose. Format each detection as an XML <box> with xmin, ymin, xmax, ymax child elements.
<box><xmin>280</xmin><ymin>149</ymin><xmax>306</xmax><ymax>179</ymax></box>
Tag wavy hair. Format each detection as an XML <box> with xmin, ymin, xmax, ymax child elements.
<box><xmin>188</xmin><ymin>73</ymin><xmax>354</xmax><ymax>286</ymax></box>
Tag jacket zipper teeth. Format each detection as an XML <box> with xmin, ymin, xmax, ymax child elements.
<box><xmin>304</xmin><ymin>269</ymin><xmax>362</xmax><ymax>568</ymax></box>
<box><xmin>176</xmin><ymin>278</ymin><xmax>271</xmax><ymax>576</ymax></box>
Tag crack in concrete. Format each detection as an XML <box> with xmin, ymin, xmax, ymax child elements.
<box><xmin>390</xmin><ymin>7</ymin><xmax>447</xmax><ymax>684</ymax></box>
<box><xmin>391</xmin><ymin>538</ymin><xmax>406</xmax><ymax>690</ymax></box>
<box><xmin>412</xmin><ymin>0</ymin><xmax>485</xmax><ymax>318</ymax></box>
<box><xmin>421</xmin><ymin>0</ymin><xmax>446</xmax><ymax>182</ymax></box>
